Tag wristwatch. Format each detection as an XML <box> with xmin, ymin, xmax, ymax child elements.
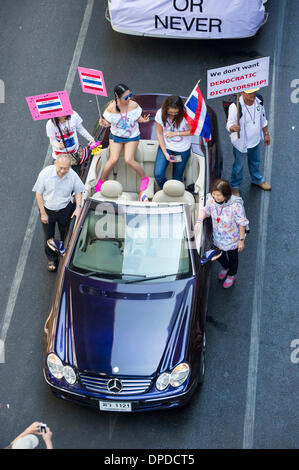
<box><xmin>240</xmin><ymin>238</ymin><xmax>245</xmax><ymax>241</ymax></box>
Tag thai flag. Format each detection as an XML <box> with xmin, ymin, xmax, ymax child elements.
<box><xmin>81</xmin><ymin>72</ymin><xmax>104</xmax><ymax>93</ymax></box>
<box><xmin>183</xmin><ymin>83</ymin><xmax>211</xmax><ymax>140</ymax></box>
<box><xmin>35</xmin><ymin>95</ymin><xmax>63</xmax><ymax>115</ymax></box>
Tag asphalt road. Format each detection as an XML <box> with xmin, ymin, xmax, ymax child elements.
<box><xmin>0</xmin><ymin>0</ymin><xmax>298</xmax><ymax>451</ymax></box>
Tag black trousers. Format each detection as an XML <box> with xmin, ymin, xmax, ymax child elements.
<box><xmin>216</xmin><ymin>248</ymin><xmax>239</xmax><ymax>276</ymax></box>
<box><xmin>42</xmin><ymin>201</ymin><xmax>75</xmax><ymax>262</ymax></box>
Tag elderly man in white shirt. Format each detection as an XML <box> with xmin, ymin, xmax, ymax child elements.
<box><xmin>226</xmin><ymin>88</ymin><xmax>271</xmax><ymax>196</ymax></box>
<box><xmin>32</xmin><ymin>153</ymin><xmax>85</xmax><ymax>271</ymax></box>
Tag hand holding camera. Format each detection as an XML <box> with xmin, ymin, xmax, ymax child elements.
<box><xmin>39</xmin><ymin>423</ymin><xmax>53</xmax><ymax>449</ymax></box>
<box><xmin>39</xmin><ymin>423</ymin><xmax>47</xmax><ymax>434</ymax></box>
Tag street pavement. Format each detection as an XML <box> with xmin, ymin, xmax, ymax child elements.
<box><xmin>0</xmin><ymin>0</ymin><xmax>298</xmax><ymax>450</ymax></box>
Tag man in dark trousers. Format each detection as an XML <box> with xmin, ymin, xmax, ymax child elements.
<box><xmin>226</xmin><ymin>87</ymin><xmax>271</xmax><ymax>196</ymax></box>
<box><xmin>32</xmin><ymin>153</ymin><xmax>85</xmax><ymax>271</ymax></box>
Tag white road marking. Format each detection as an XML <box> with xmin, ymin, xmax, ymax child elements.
<box><xmin>0</xmin><ymin>0</ymin><xmax>94</xmax><ymax>356</ymax></box>
<box><xmin>242</xmin><ymin>4</ymin><xmax>286</xmax><ymax>449</ymax></box>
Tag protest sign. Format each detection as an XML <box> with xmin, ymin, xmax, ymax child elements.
<box><xmin>26</xmin><ymin>91</ymin><xmax>73</xmax><ymax>121</ymax></box>
<box><xmin>109</xmin><ymin>0</ymin><xmax>265</xmax><ymax>39</ymax></box>
<box><xmin>78</xmin><ymin>67</ymin><xmax>107</xmax><ymax>97</ymax></box>
<box><xmin>207</xmin><ymin>57</ymin><xmax>270</xmax><ymax>99</ymax></box>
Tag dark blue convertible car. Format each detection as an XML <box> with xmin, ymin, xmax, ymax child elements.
<box><xmin>43</xmin><ymin>94</ymin><xmax>221</xmax><ymax>411</ymax></box>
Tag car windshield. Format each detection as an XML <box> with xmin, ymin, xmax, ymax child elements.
<box><xmin>69</xmin><ymin>204</ymin><xmax>192</xmax><ymax>281</ymax></box>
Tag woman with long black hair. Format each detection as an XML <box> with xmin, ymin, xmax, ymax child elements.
<box><xmin>46</xmin><ymin>111</ymin><xmax>94</xmax><ymax>162</ymax></box>
<box><xmin>154</xmin><ymin>95</ymin><xmax>192</xmax><ymax>189</ymax></box>
<box><xmin>95</xmin><ymin>83</ymin><xmax>150</xmax><ymax>193</ymax></box>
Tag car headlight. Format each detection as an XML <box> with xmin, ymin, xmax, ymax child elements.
<box><xmin>47</xmin><ymin>354</ymin><xmax>77</xmax><ymax>385</ymax></box>
<box><xmin>156</xmin><ymin>372</ymin><xmax>171</xmax><ymax>391</ymax></box>
<box><xmin>170</xmin><ymin>363</ymin><xmax>190</xmax><ymax>388</ymax></box>
<box><xmin>47</xmin><ymin>353</ymin><xmax>64</xmax><ymax>379</ymax></box>
<box><xmin>63</xmin><ymin>365</ymin><xmax>77</xmax><ymax>385</ymax></box>
<box><xmin>156</xmin><ymin>363</ymin><xmax>190</xmax><ymax>391</ymax></box>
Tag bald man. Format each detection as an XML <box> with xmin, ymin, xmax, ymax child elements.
<box><xmin>32</xmin><ymin>153</ymin><xmax>85</xmax><ymax>271</ymax></box>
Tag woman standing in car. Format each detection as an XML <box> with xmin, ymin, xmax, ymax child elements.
<box><xmin>195</xmin><ymin>179</ymin><xmax>249</xmax><ymax>289</ymax></box>
<box><xmin>154</xmin><ymin>95</ymin><xmax>192</xmax><ymax>189</ymax></box>
<box><xmin>46</xmin><ymin>111</ymin><xmax>95</xmax><ymax>174</ymax></box>
<box><xmin>95</xmin><ymin>83</ymin><xmax>150</xmax><ymax>193</ymax></box>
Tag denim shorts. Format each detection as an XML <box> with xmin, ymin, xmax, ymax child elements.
<box><xmin>109</xmin><ymin>133</ymin><xmax>140</xmax><ymax>143</ymax></box>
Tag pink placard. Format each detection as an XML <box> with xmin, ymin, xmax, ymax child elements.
<box><xmin>26</xmin><ymin>90</ymin><xmax>73</xmax><ymax>121</ymax></box>
<box><xmin>78</xmin><ymin>67</ymin><xmax>107</xmax><ymax>96</ymax></box>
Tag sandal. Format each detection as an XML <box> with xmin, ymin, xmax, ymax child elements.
<box><xmin>47</xmin><ymin>261</ymin><xmax>57</xmax><ymax>272</ymax></box>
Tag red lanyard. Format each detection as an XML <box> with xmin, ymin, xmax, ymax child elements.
<box><xmin>215</xmin><ymin>204</ymin><xmax>225</xmax><ymax>224</ymax></box>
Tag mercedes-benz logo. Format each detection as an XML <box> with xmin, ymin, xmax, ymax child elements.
<box><xmin>107</xmin><ymin>378</ymin><xmax>123</xmax><ymax>393</ymax></box>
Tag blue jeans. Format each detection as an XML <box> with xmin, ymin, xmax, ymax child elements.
<box><xmin>154</xmin><ymin>146</ymin><xmax>191</xmax><ymax>189</ymax></box>
<box><xmin>230</xmin><ymin>142</ymin><xmax>265</xmax><ymax>188</ymax></box>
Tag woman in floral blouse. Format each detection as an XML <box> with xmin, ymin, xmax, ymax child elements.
<box><xmin>195</xmin><ymin>179</ymin><xmax>249</xmax><ymax>288</ymax></box>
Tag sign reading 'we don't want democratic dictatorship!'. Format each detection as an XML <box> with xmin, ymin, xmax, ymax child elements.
<box><xmin>207</xmin><ymin>57</ymin><xmax>270</xmax><ymax>99</ymax></box>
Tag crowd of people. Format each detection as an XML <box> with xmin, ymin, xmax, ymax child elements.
<box><xmin>32</xmin><ymin>83</ymin><xmax>270</xmax><ymax>287</ymax></box>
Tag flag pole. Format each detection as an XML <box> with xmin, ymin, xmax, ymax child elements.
<box><xmin>237</xmin><ymin>93</ymin><xmax>240</xmax><ymax>139</ymax></box>
<box><xmin>95</xmin><ymin>95</ymin><xmax>101</xmax><ymax>119</ymax></box>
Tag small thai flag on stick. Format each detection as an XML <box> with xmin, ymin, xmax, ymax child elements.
<box><xmin>26</xmin><ymin>91</ymin><xmax>73</xmax><ymax>121</ymax></box>
<box><xmin>78</xmin><ymin>67</ymin><xmax>107</xmax><ymax>97</ymax></box>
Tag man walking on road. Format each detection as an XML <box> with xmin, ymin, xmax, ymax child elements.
<box><xmin>226</xmin><ymin>88</ymin><xmax>271</xmax><ymax>196</ymax></box>
<box><xmin>32</xmin><ymin>153</ymin><xmax>85</xmax><ymax>271</ymax></box>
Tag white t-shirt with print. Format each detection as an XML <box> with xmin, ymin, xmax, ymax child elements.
<box><xmin>103</xmin><ymin>105</ymin><xmax>142</xmax><ymax>138</ymax></box>
<box><xmin>46</xmin><ymin>111</ymin><xmax>83</xmax><ymax>158</ymax></box>
<box><xmin>155</xmin><ymin>108</ymin><xmax>191</xmax><ymax>152</ymax></box>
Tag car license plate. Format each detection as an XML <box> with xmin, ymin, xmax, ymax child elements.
<box><xmin>99</xmin><ymin>401</ymin><xmax>132</xmax><ymax>412</ymax></box>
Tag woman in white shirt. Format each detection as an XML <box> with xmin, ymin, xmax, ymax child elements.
<box><xmin>46</xmin><ymin>111</ymin><xmax>94</xmax><ymax>163</ymax></box>
<box><xmin>95</xmin><ymin>84</ymin><xmax>150</xmax><ymax>193</ymax></box>
<box><xmin>154</xmin><ymin>95</ymin><xmax>192</xmax><ymax>189</ymax></box>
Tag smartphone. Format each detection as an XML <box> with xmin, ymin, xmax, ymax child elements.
<box><xmin>40</xmin><ymin>423</ymin><xmax>47</xmax><ymax>433</ymax></box>
<box><xmin>169</xmin><ymin>154</ymin><xmax>182</xmax><ymax>163</ymax></box>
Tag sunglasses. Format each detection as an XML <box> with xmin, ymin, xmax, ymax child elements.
<box><xmin>121</xmin><ymin>91</ymin><xmax>133</xmax><ymax>101</ymax></box>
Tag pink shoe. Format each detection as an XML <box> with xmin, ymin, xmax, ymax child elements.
<box><xmin>218</xmin><ymin>268</ymin><xmax>229</xmax><ymax>280</ymax></box>
<box><xmin>223</xmin><ymin>275</ymin><xmax>236</xmax><ymax>289</ymax></box>
<box><xmin>139</xmin><ymin>177</ymin><xmax>149</xmax><ymax>192</ymax></box>
<box><xmin>95</xmin><ymin>178</ymin><xmax>104</xmax><ymax>193</ymax></box>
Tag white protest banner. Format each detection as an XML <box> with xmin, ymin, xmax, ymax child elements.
<box><xmin>207</xmin><ymin>57</ymin><xmax>270</xmax><ymax>99</ymax></box>
<box><xmin>109</xmin><ymin>0</ymin><xmax>265</xmax><ymax>39</ymax></box>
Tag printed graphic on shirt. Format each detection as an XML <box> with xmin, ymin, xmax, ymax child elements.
<box><xmin>55</xmin><ymin>129</ymin><xmax>76</xmax><ymax>151</ymax></box>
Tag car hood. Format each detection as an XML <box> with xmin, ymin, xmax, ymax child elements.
<box><xmin>61</xmin><ymin>270</ymin><xmax>195</xmax><ymax>376</ymax></box>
